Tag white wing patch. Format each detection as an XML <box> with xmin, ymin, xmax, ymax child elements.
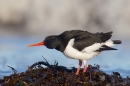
<box><xmin>82</xmin><ymin>39</ymin><xmax>115</xmax><ymax>53</ymax></box>
<box><xmin>105</xmin><ymin>39</ymin><xmax>114</xmax><ymax>47</ymax></box>
<box><xmin>82</xmin><ymin>43</ymin><xmax>104</xmax><ymax>53</ymax></box>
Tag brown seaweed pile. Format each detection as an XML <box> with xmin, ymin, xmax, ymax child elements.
<box><xmin>0</xmin><ymin>57</ymin><xmax>130</xmax><ymax>86</ymax></box>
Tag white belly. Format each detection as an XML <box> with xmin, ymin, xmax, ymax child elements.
<box><xmin>63</xmin><ymin>39</ymin><xmax>99</xmax><ymax>60</ymax></box>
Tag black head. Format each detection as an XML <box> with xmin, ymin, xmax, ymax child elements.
<box><xmin>44</xmin><ymin>35</ymin><xmax>60</xmax><ymax>49</ymax></box>
<box><xmin>27</xmin><ymin>35</ymin><xmax>65</xmax><ymax>52</ymax></box>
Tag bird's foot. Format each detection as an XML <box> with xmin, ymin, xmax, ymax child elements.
<box><xmin>75</xmin><ymin>66</ymin><xmax>81</xmax><ymax>75</ymax></box>
<box><xmin>83</xmin><ymin>65</ymin><xmax>87</xmax><ymax>72</ymax></box>
<box><xmin>76</xmin><ymin>71</ymin><xmax>79</xmax><ymax>75</ymax></box>
<box><xmin>75</xmin><ymin>60</ymin><xmax>82</xmax><ymax>75</ymax></box>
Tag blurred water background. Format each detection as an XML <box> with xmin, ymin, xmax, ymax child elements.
<box><xmin>0</xmin><ymin>0</ymin><xmax>130</xmax><ymax>78</ymax></box>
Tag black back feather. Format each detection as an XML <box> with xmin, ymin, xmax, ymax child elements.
<box><xmin>57</xmin><ymin>30</ymin><xmax>113</xmax><ymax>51</ymax></box>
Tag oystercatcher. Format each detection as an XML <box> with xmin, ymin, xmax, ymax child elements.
<box><xmin>27</xmin><ymin>30</ymin><xmax>121</xmax><ymax>75</ymax></box>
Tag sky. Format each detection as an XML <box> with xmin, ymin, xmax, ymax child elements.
<box><xmin>0</xmin><ymin>0</ymin><xmax>130</xmax><ymax>78</ymax></box>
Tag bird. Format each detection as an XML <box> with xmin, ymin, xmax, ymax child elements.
<box><xmin>27</xmin><ymin>30</ymin><xmax>122</xmax><ymax>75</ymax></box>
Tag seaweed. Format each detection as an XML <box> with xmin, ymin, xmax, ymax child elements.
<box><xmin>0</xmin><ymin>57</ymin><xmax>130</xmax><ymax>86</ymax></box>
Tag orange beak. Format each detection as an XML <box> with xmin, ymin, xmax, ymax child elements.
<box><xmin>27</xmin><ymin>41</ymin><xmax>44</xmax><ymax>47</ymax></box>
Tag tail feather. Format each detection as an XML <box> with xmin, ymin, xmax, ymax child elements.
<box><xmin>113</xmin><ymin>40</ymin><xmax>122</xmax><ymax>44</ymax></box>
<box><xmin>98</xmin><ymin>47</ymin><xmax>117</xmax><ymax>52</ymax></box>
<box><xmin>97</xmin><ymin>45</ymin><xmax>117</xmax><ymax>52</ymax></box>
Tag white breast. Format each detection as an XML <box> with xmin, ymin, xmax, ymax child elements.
<box><xmin>63</xmin><ymin>38</ymin><xmax>99</xmax><ymax>60</ymax></box>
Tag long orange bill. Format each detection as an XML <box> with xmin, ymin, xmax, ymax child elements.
<box><xmin>27</xmin><ymin>41</ymin><xmax>44</xmax><ymax>47</ymax></box>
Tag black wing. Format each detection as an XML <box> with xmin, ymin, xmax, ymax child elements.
<box><xmin>73</xmin><ymin>31</ymin><xmax>113</xmax><ymax>51</ymax></box>
<box><xmin>58</xmin><ymin>30</ymin><xmax>112</xmax><ymax>51</ymax></box>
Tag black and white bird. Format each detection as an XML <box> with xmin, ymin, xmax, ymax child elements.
<box><xmin>27</xmin><ymin>30</ymin><xmax>121</xmax><ymax>75</ymax></box>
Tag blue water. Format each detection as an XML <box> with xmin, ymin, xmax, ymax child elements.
<box><xmin>0</xmin><ymin>36</ymin><xmax>130</xmax><ymax>78</ymax></box>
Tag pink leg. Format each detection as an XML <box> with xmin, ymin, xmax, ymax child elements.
<box><xmin>76</xmin><ymin>60</ymin><xmax>82</xmax><ymax>75</ymax></box>
<box><xmin>83</xmin><ymin>65</ymin><xmax>87</xmax><ymax>72</ymax></box>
